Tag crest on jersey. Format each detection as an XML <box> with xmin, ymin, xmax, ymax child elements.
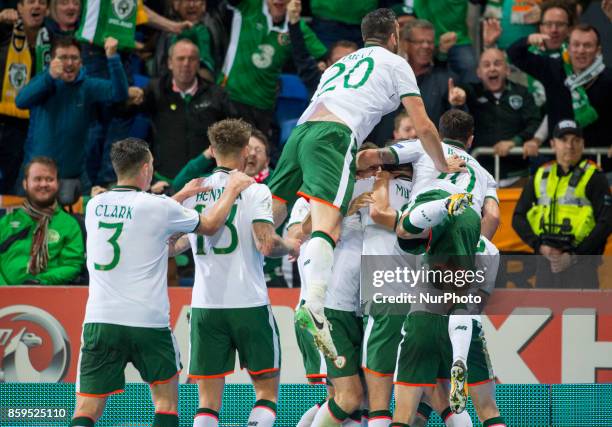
<box><xmin>8</xmin><ymin>63</ymin><xmax>28</xmax><ymax>90</ymax></box>
<box><xmin>47</xmin><ymin>229</ymin><xmax>60</xmax><ymax>244</ymax></box>
<box><xmin>112</xmin><ymin>0</ymin><xmax>135</xmax><ymax>20</ymax></box>
<box><xmin>509</xmin><ymin>95</ymin><xmax>523</xmax><ymax>110</ymax></box>
<box><xmin>277</xmin><ymin>32</ymin><xmax>290</xmax><ymax>46</ymax></box>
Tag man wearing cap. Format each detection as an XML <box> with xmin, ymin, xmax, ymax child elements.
<box><xmin>512</xmin><ymin>119</ymin><xmax>612</xmax><ymax>288</ymax></box>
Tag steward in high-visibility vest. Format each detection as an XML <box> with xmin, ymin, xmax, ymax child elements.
<box><xmin>512</xmin><ymin>119</ymin><xmax>612</xmax><ymax>288</ymax></box>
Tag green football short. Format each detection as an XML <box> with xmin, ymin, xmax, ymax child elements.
<box><xmin>189</xmin><ymin>306</ymin><xmax>281</xmax><ymax>378</ymax></box>
<box><xmin>268</xmin><ymin>121</ymin><xmax>357</xmax><ymax>215</ymax></box>
<box><xmin>394</xmin><ymin>313</ymin><xmax>495</xmax><ymax>386</ymax></box>
<box><xmin>295</xmin><ymin>302</ymin><xmax>326</xmax><ymax>383</ymax></box>
<box><xmin>362</xmin><ymin>314</ymin><xmax>406</xmax><ymax>376</ymax></box>
<box><xmin>408</xmin><ymin>189</ymin><xmax>481</xmax><ymax>269</ymax></box>
<box><xmin>77</xmin><ymin>323</ymin><xmax>181</xmax><ymax>397</ymax></box>
<box><xmin>324</xmin><ymin>308</ymin><xmax>363</xmax><ymax>379</ymax></box>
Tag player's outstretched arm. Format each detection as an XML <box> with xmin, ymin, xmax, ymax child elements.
<box><xmin>252</xmin><ymin>222</ymin><xmax>301</xmax><ymax>258</ymax></box>
<box><xmin>401</xmin><ymin>96</ymin><xmax>449</xmax><ymax>173</ymax></box>
<box><xmin>369</xmin><ymin>171</ymin><xmax>399</xmax><ymax>231</ymax></box>
<box><xmin>196</xmin><ymin>171</ymin><xmax>255</xmax><ymax>235</ymax></box>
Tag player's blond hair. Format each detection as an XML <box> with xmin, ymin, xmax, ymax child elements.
<box><xmin>208</xmin><ymin>119</ymin><xmax>252</xmax><ymax>157</ymax></box>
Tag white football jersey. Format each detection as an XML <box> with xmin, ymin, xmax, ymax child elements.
<box><xmin>362</xmin><ymin>177</ymin><xmax>413</xmax><ymax>256</ymax></box>
<box><xmin>475</xmin><ymin>236</ymin><xmax>500</xmax><ymax>296</ymax></box>
<box><xmin>389</xmin><ymin>139</ymin><xmax>498</xmax><ymax>216</ymax></box>
<box><xmin>325</xmin><ymin>179</ymin><xmax>371</xmax><ymax>312</ymax></box>
<box><xmin>84</xmin><ymin>187</ymin><xmax>200</xmax><ymax>327</ymax></box>
<box><xmin>300</xmin><ymin>45</ymin><xmax>420</xmax><ymax>145</ymax></box>
<box><xmin>183</xmin><ymin>168</ymin><xmax>273</xmax><ymax>308</ymax></box>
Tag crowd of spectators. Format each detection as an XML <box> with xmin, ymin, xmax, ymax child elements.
<box><xmin>0</xmin><ymin>0</ymin><xmax>611</xmax><ymax>287</ymax></box>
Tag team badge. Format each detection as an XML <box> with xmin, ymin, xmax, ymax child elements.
<box><xmin>8</xmin><ymin>63</ymin><xmax>28</xmax><ymax>90</ymax></box>
<box><xmin>277</xmin><ymin>32</ymin><xmax>290</xmax><ymax>46</ymax></box>
<box><xmin>47</xmin><ymin>229</ymin><xmax>60</xmax><ymax>244</ymax></box>
<box><xmin>112</xmin><ymin>0</ymin><xmax>135</xmax><ymax>20</ymax></box>
<box><xmin>509</xmin><ymin>95</ymin><xmax>523</xmax><ymax>110</ymax></box>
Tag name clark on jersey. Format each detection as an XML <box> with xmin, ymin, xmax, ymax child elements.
<box><xmin>95</xmin><ymin>204</ymin><xmax>134</xmax><ymax>219</ymax></box>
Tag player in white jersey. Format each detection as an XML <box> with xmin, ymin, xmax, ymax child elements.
<box><xmin>267</xmin><ymin>8</ymin><xmax>463</xmax><ymax>362</ymax></box>
<box><xmin>359</xmin><ymin>165</ymin><xmax>414</xmax><ymax>427</ymax></box>
<box><xmin>72</xmin><ymin>138</ymin><xmax>253</xmax><ymax>427</ymax></box>
<box><xmin>173</xmin><ymin>120</ymin><xmax>299</xmax><ymax>427</ymax></box>
<box><xmin>308</xmin><ymin>174</ymin><xmax>375</xmax><ymax>427</ymax></box>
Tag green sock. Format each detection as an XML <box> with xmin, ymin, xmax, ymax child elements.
<box><xmin>153</xmin><ymin>412</ymin><xmax>179</xmax><ymax>427</ymax></box>
<box><xmin>70</xmin><ymin>416</ymin><xmax>95</xmax><ymax>427</ymax></box>
<box><xmin>483</xmin><ymin>416</ymin><xmax>506</xmax><ymax>426</ymax></box>
<box><xmin>328</xmin><ymin>398</ymin><xmax>350</xmax><ymax>422</ymax></box>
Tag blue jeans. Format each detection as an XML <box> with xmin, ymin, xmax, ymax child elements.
<box><xmin>447</xmin><ymin>44</ymin><xmax>479</xmax><ymax>84</ymax></box>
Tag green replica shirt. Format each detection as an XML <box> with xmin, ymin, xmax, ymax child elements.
<box><xmin>0</xmin><ymin>206</ymin><xmax>85</xmax><ymax>285</ymax></box>
<box><xmin>414</xmin><ymin>0</ymin><xmax>471</xmax><ymax>46</ymax></box>
<box><xmin>220</xmin><ymin>0</ymin><xmax>327</xmax><ymax>110</ymax></box>
<box><xmin>310</xmin><ymin>0</ymin><xmax>377</xmax><ymax>25</ymax></box>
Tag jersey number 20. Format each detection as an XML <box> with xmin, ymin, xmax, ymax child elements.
<box><xmin>318</xmin><ymin>57</ymin><xmax>375</xmax><ymax>95</ymax></box>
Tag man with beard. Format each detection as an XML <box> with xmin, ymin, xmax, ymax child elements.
<box><xmin>449</xmin><ymin>48</ymin><xmax>540</xmax><ymax>186</ymax></box>
<box><xmin>0</xmin><ymin>156</ymin><xmax>84</xmax><ymax>285</ymax></box>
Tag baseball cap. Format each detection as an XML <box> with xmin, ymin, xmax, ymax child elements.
<box><xmin>553</xmin><ymin>119</ymin><xmax>583</xmax><ymax>139</ymax></box>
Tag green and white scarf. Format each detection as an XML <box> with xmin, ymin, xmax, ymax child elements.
<box><xmin>563</xmin><ymin>53</ymin><xmax>604</xmax><ymax>128</ymax></box>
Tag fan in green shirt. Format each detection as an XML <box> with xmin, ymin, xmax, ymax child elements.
<box><xmin>219</xmin><ymin>0</ymin><xmax>327</xmax><ymax>112</ymax></box>
<box><xmin>0</xmin><ymin>158</ymin><xmax>84</xmax><ymax>285</ymax></box>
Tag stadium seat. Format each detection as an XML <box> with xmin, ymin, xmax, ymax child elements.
<box><xmin>279</xmin><ymin>118</ymin><xmax>299</xmax><ymax>146</ymax></box>
<box><xmin>275</xmin><ymin>74</ymin><xmax>309</xmax><ymax>124</ymax></box>
<box><xmin>275</xmin><ymin>74</ymin><xmax>309</xmax><ymax>145</ymax></box>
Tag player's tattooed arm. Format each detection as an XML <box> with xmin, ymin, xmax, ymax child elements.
<box><xmin>252</xmin><ymin>222</ymin><xmax>301</xmax><ymax>258</ymax></box>
<box><xmin>369</xmin><ymin>172</ymin><xmax>398</xmax><ymax>230</ymax></box>
<box><xmin>168</xmin><ymin>234</ymin><xmax>191</xmax><ymax>257</ymax></box>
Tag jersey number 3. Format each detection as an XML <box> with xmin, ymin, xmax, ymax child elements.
<box><xmin>94</xmin><ymin>221</ymin><xmax>123</xmax><ymax>271</ymax></box>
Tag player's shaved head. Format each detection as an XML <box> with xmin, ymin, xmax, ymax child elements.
<box><xmin>111</xmin><ymin>138</ymin><xmax>152</xmax><ymax>179</ymax></box>
<box><xmin>361</xmin><ymin>8</ymin><xmax>397</xmax><ymax>43</ymax></box>
<box><xmin>208</xmin><ymin>118</ymin><xmax>252</xmax><ymax>157</ymax></box>
<box><xmin>438</xmin><ymin>110</ymin><xmax>474</xmax><ymax>144</ymax></box>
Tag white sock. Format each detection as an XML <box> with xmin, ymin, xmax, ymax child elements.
<box><xmin>407</xmin><ymin>198</ymin><xmax>448</xmax><ymax>231</ymax></box>
<box><xmin>312</xmin><ymin>401</ymin><xmax>343</xmax><ymax>427</ymax></box>
<box><xmin>448</xmin><ymin>315</ymin><xmax>472</xmax><ymax>368</ymax></box>
<box><xmin>368</xmin><ymin>417</ymin><xmax>391</xmax><ymax>427</ymax></box>
<box><xmin>445</xmin><ymin>410</ymin><xmax>473</xmax><ymax>427</ymax></box>
<box><xmin>297</xmin><ymin>404</ymin><xmax>321</xmax><ymax>427</ymax></box>
<box><xmin>247</xmin><ymin>402</ymin><xmax>277</xmax><ymax>427</ymax></box>
<box><xmin>193</xmin><ymin>411</ymin><xmax>219</xmax><ymax>427</ymax></box>
<box><xmin>341</xmin><ymin>419</ymin><xmax>361</xmax><ymax>426</ymax></box>
<box><xmin>303</xmin><ymin>235</ymin><xmax>335</xmax><ymax>312</ymax></box>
